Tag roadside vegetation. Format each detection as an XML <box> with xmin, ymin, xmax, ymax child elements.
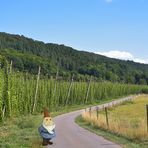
<box><xmin>80</xmin><ymin>95</ymin><xmax>148</xmax><ymax>148</ymax></box>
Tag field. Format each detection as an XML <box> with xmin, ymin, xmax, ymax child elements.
<box><xmin>1</xmin><ymin>60</ymin><xmax>148</xmax><ymax>121</ymax></box>
<box><xmin>82</xmin><ymin>95</ymin><xmax>148</xmax><ymax>146</ymax></box>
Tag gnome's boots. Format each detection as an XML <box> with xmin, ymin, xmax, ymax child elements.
<box><xmin>42</xmin><ymin>138</ymin><xmax>49</xmax><ymax>146</ymax></box>
<box><xmin>48</xmin><ymin>139</ymin><xmax>53</xmax><ymax>145</ymax></box>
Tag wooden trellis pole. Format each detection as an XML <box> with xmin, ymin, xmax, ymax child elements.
<box><xmin>65</xmin><ymin>74</ymin><xmax>74</xmax><ymax>106</ymax></box>
<box><xmin>32</xmin><ymin>66</ymin><xmax>41</xmax><ymax>113</ymax></box>
<box><xmin>85</xmin><ymin>76</ymin><xmax>92</xmax><ymax>104</ymax></box>
<box><xmin>9</xmin><ymin>60</ymin><xmax>13</xmax><ymax>74</ymax></box>
<box><xmin>53</xmin><ymin>69</ymin><xmax>59</xmax><ymax>111</ymax></box>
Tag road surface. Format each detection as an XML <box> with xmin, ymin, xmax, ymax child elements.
<box><xmin>49</xmin><ymin>96</ymin><xmax>136</xmax><ymax>148</ymax></box>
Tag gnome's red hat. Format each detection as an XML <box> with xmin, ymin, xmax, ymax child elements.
<box><xmin>44</xmin><ymin>107</ymin><xmax>50</xmax><ymax>118</ymax></box>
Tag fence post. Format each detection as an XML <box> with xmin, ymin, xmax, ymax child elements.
<box><xmin>105</xmin><ymin>107</ymin><xmax>109</xmax><ymax>128</ymax></box>
<box><xmin>89</xmin><ymin>106</ymin><xmax>91</xmax><ymax>118</ymax></box>
<box><xmin>96</xmin><ymin>106</ymin><xmax>99</xmax><ymax>120</ymax></box>
<box><xmin>146</xmin><ymin>105</ymin><xmax>148</xmax><ymax>133</ymax></box>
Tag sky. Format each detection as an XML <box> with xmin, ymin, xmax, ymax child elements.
<box><xmin>0</xmin><ymin>0</ymin><xmax>148</xmax><ymax>64</ymax></box>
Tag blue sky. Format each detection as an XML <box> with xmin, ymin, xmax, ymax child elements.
<box><xmin>0</xmin><ymin>0</ymin><xmax>148</xmax><ymax>63</ymax></box>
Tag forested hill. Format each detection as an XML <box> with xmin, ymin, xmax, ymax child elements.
<box><xmin>0</xmin><ymin>32</ymin><xmax>148</xmax><ymax>84</ymax></box>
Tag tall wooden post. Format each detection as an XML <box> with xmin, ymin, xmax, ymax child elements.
<box><xmin>9</xmin><ymin>60</ymin><xmax>13</xmax><ymax>74</ymax></box>
<box><xmin>85</xmin><ymin>76</ymin><xmax>92</xmax><ymax>104</ymax></box>
<box><xmin>65</xmin><ymin>74</ymin><xmax>74</xmax><ymax>106</ymax></box>
<box><xmin>3</xmin><ymin>59</ymin><xmax>10</xmax><ymax>118</ymax></box>
<box><xmin>32</xmin><ymin>66</ymin><xmax>41</xmax><ymax>113</ymax></box>
<box><xmin>53</xmin><ymin>69</ymin><xmax>59</xmax><ymax>98</ymax></box>
<box><xmin>53</xmin><ymin>69</ymin><xmax>59</xmax><ymax>111</ymax></box>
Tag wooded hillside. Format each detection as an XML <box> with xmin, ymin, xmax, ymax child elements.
<box><xmin>0</xmin><ymin>32</ymin><xmax>148</xmax><ymax>84</ymax></box>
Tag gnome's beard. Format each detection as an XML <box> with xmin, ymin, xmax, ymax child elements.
<box><xmin>43</xmin><ymin>123</ymin><xmax>55</xmax><ymax>134</ymax></box>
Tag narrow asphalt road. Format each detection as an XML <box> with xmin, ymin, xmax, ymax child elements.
<box><xmin>49</xmin><ymin>96</ymin><xmax>136</xmax><ymax>148</ymax></box>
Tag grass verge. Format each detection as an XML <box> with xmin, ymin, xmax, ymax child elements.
<box><xmin>75</xmin><ymin>115</ymin><xmax>148</xmax><ymax>148</ymax></box>
<box><xmin>76</xmin><ymin>99</ymin><xmax>148</xmax><ymax>148</ymax></box>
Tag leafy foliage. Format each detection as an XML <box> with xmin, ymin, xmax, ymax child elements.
<box><xmin>0</xmin><ymin>64</ymin><xmax>148</xmax><ymax>120</ymax></box>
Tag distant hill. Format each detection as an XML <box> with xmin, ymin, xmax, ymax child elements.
<box><xmin>0</xmin><ymin>32</ymin><xmax>148</xmax><ymax>84</ymax></box>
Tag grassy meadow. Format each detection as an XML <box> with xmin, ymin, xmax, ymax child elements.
<box><xmin>81</xmin><ymin>95</ymin><xmax>148</xmax><ymax>147</ymax></box>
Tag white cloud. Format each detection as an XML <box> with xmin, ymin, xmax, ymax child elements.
<box><xmin>134</xmin><ymin>58</ymin><xmax>148</xmax><ymax>64</ymax></box>
<box><xmin>96</xmin><ymin>50</ymin><xmax>148</xmax><ymax>64</ymax></box>
<box><xmin>96</xmin><ymin>50</ymin><xmax>133</xmax><ymax>60</ymax></box>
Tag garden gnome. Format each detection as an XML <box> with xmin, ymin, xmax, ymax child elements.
<box><xmin>38</xmin><ymin>108</ymin><xmax>56</xmax><ymax>146</ymax></box>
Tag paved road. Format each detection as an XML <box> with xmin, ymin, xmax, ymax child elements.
<box><xmin>49</xmin><ymin>96</ymin><xmax>136</xmax><ymax>148</ymax></box>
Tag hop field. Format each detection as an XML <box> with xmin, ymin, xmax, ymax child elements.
<box><xmin>0</xmin><ymin>58</ymin><xmax>148</xmax><ymax>121</ymax></box>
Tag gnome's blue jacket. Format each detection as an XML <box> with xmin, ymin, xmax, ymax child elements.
<box><xmin>38</xmin><ymin>125</ymin><xmax>56</xmax><ymax>139</ymax></box>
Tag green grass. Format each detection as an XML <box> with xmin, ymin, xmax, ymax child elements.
<box><xmin>0</xmin><ymin>115</ymin><xmax>42</xmax><ymax>148</ymax></box>
<box><xmin>0</xmin><ymin>97</ymin><xmax>120</xmax><ymax>148</ymax></box>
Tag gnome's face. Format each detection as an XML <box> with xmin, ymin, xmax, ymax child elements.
<box><xmin>43</xmin><ymin>117</ymin><xmax>54</xmax><ymax>126</ymax></box>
